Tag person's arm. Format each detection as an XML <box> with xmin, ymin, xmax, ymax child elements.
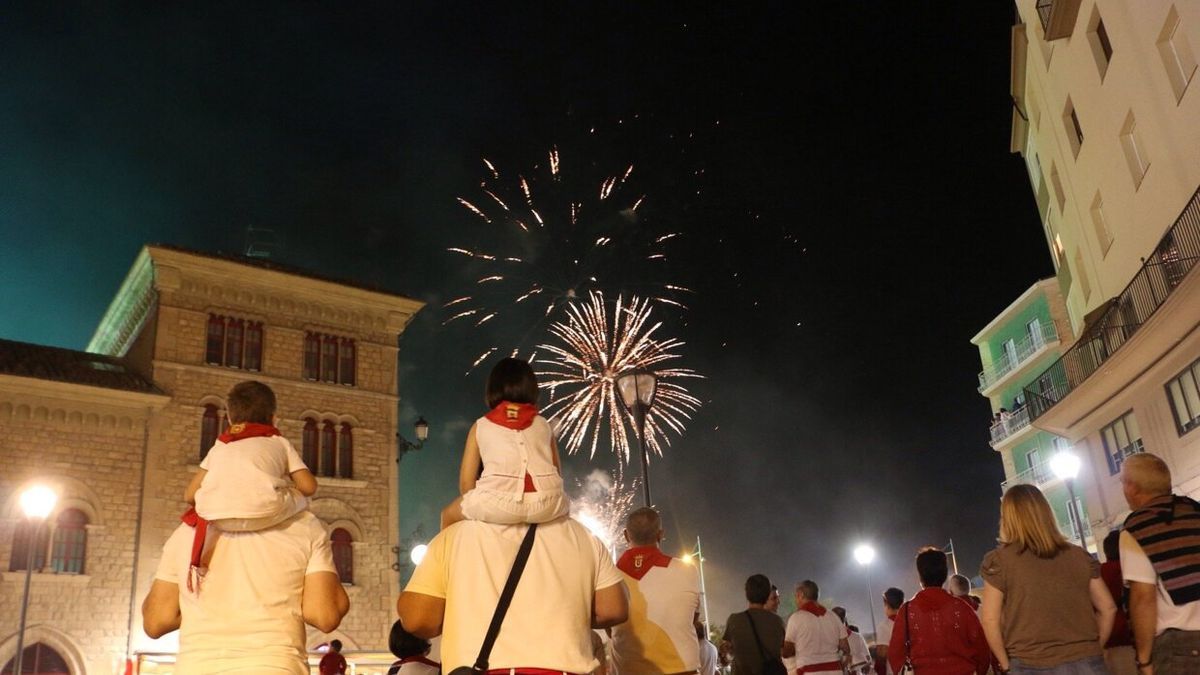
<box><xmin>184</xmin><ymin>468</ymin><xmax>207</xmax><ymax>505</ymax></box>
<box><xmin>142</xmin><ymin>579</ymin><xmax>182</xmax><ymax>638</ymax></box>
<box><xmin>458</xmin><ymin>423</ymin><xmax>482</xmax><ymax>494</ymax></box>
<box><xmin>980</xmin><ymin>581</ymin><xmax>1008</xmax><ymax>672</ymax></box>
<box><xmin>1128</xmin><ymin>581</ymin><xmax>1157</xmax><ymax>674</ymax></box>
<box><xmin>593</xmin><ymin>581</ymin><xmax>630</xmax><ymax>628</ymax></box>
<box><xmin>302</xmin><ymin>570</ymin><xmax>349</xmax><ymax>633</ymax></box>
<box><xmin>397</xmin><ymin>591</ymin><xmax>446</xmax><ymax>639</ymax></box>
<box><xmin>1089</xmin><ymin>575</ymin><xmax>1117</xmax><ymax>647</ymax></box>
<box><xmin>839</xmin><ymin>636</ymin><xmax>851</xmax><ymax>667</ymax></box>
<box><xmin>291</xmin><ymin>468</ymin><xmax>318</xmax><ymax>496</ymax></box>
<box><xmin>887</xmin><ymin>606</ymin><xmax>906</xmax><ymax>675</ymax></box>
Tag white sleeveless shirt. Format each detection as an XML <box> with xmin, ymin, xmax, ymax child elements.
<box><xmin>474</xmin><ymin>414</ymin><xmax>562</xmax><ymax>499</ymax></box>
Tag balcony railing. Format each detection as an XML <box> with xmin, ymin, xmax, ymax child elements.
<box><xmin>1025</xmin><ymin>185</ymin><xmax>1200</xmax><ymax>421</ymax></box>
<box><xmin>989</xmin><ymin>406</ymin><xmax>1032</xmax><ymax>447</ymax></box>
<box><xmin>1036</xmin><ymin>0</ymin><xmax>1081</xmax><ymax>40</ymax></box>
<box><xmin>1000</xmin><ymin>461</ymin><xmax>1056</xmax><ymax>492</ymax></box>
<box><xmin>978</xmin><ymin>321</ymin><xmax>1059</xmax><ymax>392</ymax></box>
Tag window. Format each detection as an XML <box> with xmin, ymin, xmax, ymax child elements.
<box><xmin>1002</xmin><ymin>339</ymin><xmax>1018</xmax><ymax>368</ymax></box>
<box><xmin>1090</xmin><ymin>192</ymin><xmax>1113</xmax><ymax>256</ymax></box>
<box><xmin>338</xmin><ymin>424</ymin><xmax>354</xmax><ymax>479</ymax></box>
<box><xmin>9</xmin><ymin>521</ymin><xmax>49</xmax><ymax>572</ymax></box>
<box><xmin>1166</xmin><ymin>357</ymin><xmax>1200</xmax><ymax>435</ymax></box>
<box><xmin>302</xmin><ymin>417</ymin><xmax>319</xmax><ymax>469</ymax></box>
<box><xmin>51</xmin><ymin>509</ymin><xmax>87</xmax><ymax>574</ymax></box>
<box><xmin>320</xmin><ymin>421</ymin><xmax>337</xmax><ymax>478</ymax></box>
<box><xmin>304</xmin><ymin>332</ymin><xmax>356</xmax><ymax>386</ymax></box>
<box><xmin>1158</xmin><ymin>6</ymin><xmax>1197</xmax><ymax>102</ymax></box>
<box><xmin>205</xmin><ymin>314</ymin><xmax>263</xmax><ymax>370</ymax></box>
<box><xmin>1</xmin><ymin>643</ymin><xmax>71</xmax><ymax>674</ymax></box>
<box><xmin>1074</xmin><ymin>249</ymin><xmax>1092</xmax><ymax>301</ymax></box>
<box><xmin>1064</xmin><ymin>99</ymin><xmax>1084</xmax><ymax>157</ymax></box>
<box><xmin>331</xmin><ymin>528</ymin><xmax>353</xmax><ymax>584</ymax></box>
<box><xmin>1088</xmin><ymin>7</ymin><xmax>1113</xmax><ymax>80</ymax></box>
<box><xmin>200</xmin><ymin>404</ymin><xmax>221</xmax><ymax>460</ymax></box>
<box><xmin>1027</xmin><ymin>318</ymin><xmax>1045</xmax><ymax>348</ymax></box>
<box><xmin>1119</xmin><ymin>112</ymin><xmax>1150</xmax><ymax>188</ymax></box>
<box><xmin>1025</xmin><ymin>449</ymin><xmax>1039</xmax><ymax>473</ymax></box>
<box><xmin>1101</xmin><ymin>411</ymin><xmax>1144</xmax><ymax>475</ymax></box>
<box><xmin>1050</xmin><ymin>163</ymin><xmax>1067</xmax><ymax>212</ymax></box>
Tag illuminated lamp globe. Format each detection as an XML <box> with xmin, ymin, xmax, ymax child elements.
<box><xmin>410</xmin><ymin>544</ymin><xmax>428</xmax><ymax>566</ymax></box>
<box><xmin>853</xmin><ymin>543</ymin><xmax>876</xmax><ymax>566</ymax></box>
<box><xmin>20</xmin><ymin>485</ymin><xmax>57</xmax><ymax>520</ymax></box>
<box><xmin>1050</xmin><ymin>452</ymin><xmax>1081</xmax><ymax>481</ymax></box>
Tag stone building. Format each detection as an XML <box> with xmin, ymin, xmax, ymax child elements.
<box><xmin>0</xmin><ymin>244</ymin><xmax>424</xmax><ymax>673</ymax></box>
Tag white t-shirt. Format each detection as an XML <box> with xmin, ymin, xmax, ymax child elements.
<box><xmin>154</xmin><ymin>511</ymin><xmax>336</xmax><ymax>674</ymax></box>
<box><xmin>404</xmin><ymin>518</ymin><xmax>624</xmax><ymax>673</ymax></box>
<box><xmin>847</xmin><ymin>630</ymin><xmax>870</xmax><ymax>669</ymax></box>
<box><xmin>698</xmin><ymin>638</ymin><xmax>719</xmax><ymax>675</ymax></box>
<box><xmin>196</xmin><ymin>434</ymin><xmax>307</xmax><ymax>520</ymax></box>
<box><xmin>1120</xmin><ymin>530</ymin><xmax>1200</xmax><ymax>633</ymax></box>
<box><xmin>611</xmin><ymin>548</ymin><xmax>701</xmax><ymax>673</ymax></box>
<box><xmin>875</xmin><ymin>617</ymin><xmax>894</xmax><ymax>675</ymax></box>
<box><xmin>785</xmin><ymin>608</ymin><xmax>847</xmax><ymax>668</ymax></box>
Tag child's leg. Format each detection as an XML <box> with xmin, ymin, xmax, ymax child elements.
<box><xmin>440</xmin><ymin>495</ymin><xmax>466</xmax><ymax>530</ymax></box>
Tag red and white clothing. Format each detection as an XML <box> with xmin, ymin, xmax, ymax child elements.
<box><xmin>195</xmin><ymin>423</ymin><xmax>309</xmax><ymax>531</ymax></box>
<box><xmin>785</xmin><ymin>603</ymin><xmax>847</xmax><ymax>673</ymax></box>
<box><xmin>461</xmin><ymin>408</ymin><xmax>568</xmax><ymax>524</ymax></box>
<box><xmin>611</xmin><ymin>546</ymin><xmax>702</xmax><ymax>674</ymax></box>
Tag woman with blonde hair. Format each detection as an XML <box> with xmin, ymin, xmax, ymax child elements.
<box><xmin>980</xmin><ymin>484</ymin><xmax>1116</xmax><ymax>674</ymax></box>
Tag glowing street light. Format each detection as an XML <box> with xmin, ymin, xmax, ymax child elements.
<box><xmin>1051</xmin><ymin>451</ymin><xmax>1088</xmax><ymax>546</ymax></box>
<box><xmin>853</xmin><ymin>542</ymin><xmax>879</xmax><ymax>642</ymax></box>
<box><xmin>409</xmin><ymin>543</ymin><xmax>428</xmax><ymax>566</ymax></box>
<box><xmin>681</xmin><ymin>536</ymin><xmax>711</xmax><ymax>635</ymax></box>
<box><xmin>14</xmin><ymin>485</ymin><xmax>58</xmax><ymax>675</ymax></box>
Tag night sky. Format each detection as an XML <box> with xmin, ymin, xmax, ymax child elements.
<box><xmin>0</xmin><ymin>3</ymin><xmax>1053</xmax><ymax>628</ymax></box>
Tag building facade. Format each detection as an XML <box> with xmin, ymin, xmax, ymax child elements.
<box><xmin>0</xmin><ymin>245</ymin><xmax>424</xmax><ymax>673</ymax></box>
<box><xmin>1006</xmin><ymin>0</ymin><xmax>1200</xmax><ymax>540</ymax></box>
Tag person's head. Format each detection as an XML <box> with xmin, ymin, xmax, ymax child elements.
<box><xmin>389</xmin><ymin>620</ymin><xmax>430</xmax><ymax>659</ymax></box>
<box><xmin>999</xmin><ymin>483</ymin><xmax>1069</xmax><ymax>558</ymax></box>
<box><xmin>915</xmin><ymin>547</ymin><xmax>949</xmax><ymax>588</ymax></box>
<box><xmin>1121</xmin><ymin>453</ymin><xmax>1171</xmax><ymax>509</ymax></box>
<box><xmin>831</xmin><ymin>606</ymin><xmax>847</xmax><ymax>625</ymax></box>
<box><xmin>795</xmin><ymin>579</ymin><xmax>819</xmax><ymax>603</ymax></box>
<box><xmin>485</xmin><ymin>357</ymin><xmax>539</xmax><ymax>408</ymax></box>
<box><xmin>624</xmin><ymin>507</ymin><xmax>663</xmax><ymax>547</ymax></box>
<box><xmin>765</xmin><ymin>584</ymin><xmax>780</xmax><ymax>612</ymax></box>
<box><xmin>882</xmin><ymin>587</ymin><xmax>904</xmax><ymax>617</ymax></box>
<box><xmin>744</xmin><ymin>574</ymin><xmax>772</xmax><ymax>605</ymax></box>
<box><xmin>694</xmin><ymin>620</ymin><xmax>707</xmax><ymax>641</ymax></box>
<box><xmin>1103</xmin><ymin>529</ymin><xmax>1121</xmax><ymax>563</ymax></box>
<box><xmin>947</xmin><ymin>574</ymin><xmax>972</xmax><ymax>597</ymax></box>
<box><xmin>329</xmin><ymin>639</ymin><xmax>342</xmax><ymax>653</ymax></box>
<box><xmin>226</xmin><ymin>380</ymin><xmax>276</xmax><ymax>425</ymax></box>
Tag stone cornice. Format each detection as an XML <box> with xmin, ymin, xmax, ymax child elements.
<box><xmin>153</xmin><ymin>360</ymin><xmax>400</xmax><ymax>403</ymax></box>
<box><xmin>0</xmin><ymin>374</ymin><xmax>170</xmax><ymax>410</ymax></box>
<box><xmin>86</xmin><ymin>248</ymin><xmax>157</xmax><ymax>356</ymax></box>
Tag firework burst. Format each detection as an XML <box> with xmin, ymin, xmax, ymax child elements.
<box><xmin>536</xmin><ymin>291</ymin><xmax>702</xmax><ymax>460</ymax></box>
<box><xmin>570</xmin><ymin>466</ymin><xmax>639</xmax><ymax>557</ymax></box>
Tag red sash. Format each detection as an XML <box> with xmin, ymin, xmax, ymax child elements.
<box><xmin>797</xmin><ymin>662</ymin><xmax>842</xmax><ymax>674</ymax></box>
<box><xmin>180</xmin><ymin>507</ymin><xmax>209</xmax><ymax>593</ymax></box>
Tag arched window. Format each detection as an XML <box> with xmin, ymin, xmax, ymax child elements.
<box><xmin>338</xmin><ymin>424</ymin><xmax>353</xmax><ymax>479</ymax></box>
<box><xmin>303</xmin><ymin>333</ymin><xmax>320</xmax><ymax>380</ymax></box>
<box><xmin>51</xmin><ymin>509</ymin><xmax>88</xmax><ymax>574</ymax></box>
<box><xmin>302</xmin><ymin>418</ymin><xmax>319</xmax><ymax>470</ymax></box>
<box><xmin>200</xmin><ymin>404</ymin><xmax>221</xmax><ymax>460</ymax></box>
<box><xmin>205</xmin><ymin>314</ymin><xmax>226</xmax><ymax>365</ymax></box>
<box><xmin>1</xmin><ymin>642</ymin><xmax>70</xmax><ymax>674</ymax></box>
<box><xmin>320</xmin><ymin>421</ymin><xmax>336</xmax><ymax>477</ymax></box>
<box><xmin>244</xmin><ymin>321</ymin><xmax>263</xmax><ymax>371</ymax></box>
<box><xmin>331</xmin><ymin>528</ymin><xmax>353</xmax><ymax>584</ymax></box>
<box><xmin>321</xmin><ymin>336</ymin><xmax>339</xmax><ymax>383</ymax></box>
<box><xmin>8</xmin><ymin>521</ymin><xmax>49</xmax><ymax>572</ymax></box>
<box><xmin>339</xmin><ymin>339</ymin><xmax>356</xmax><ymax>386</ymax></box>
<box><xmin>224</xmin><ymin>318</ymin><xmax>244</xmax><ymax>368</ymax></box>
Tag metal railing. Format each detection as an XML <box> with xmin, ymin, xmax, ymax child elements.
<box><xmin>1000</xmin><ymin>461</ymin><xmax>1056</xmax><ymax>492</ymax></box>
<box><xmin>1025</xmin><ymin>185</ymin><xmax>1200</xmax><ymax>421</ymax></box>
<box><xmin>989</xmin><ymin>406</ymin><xmax>1032</xmax><ymax>446</ymax></box>
<box><xmin>978</xmin><ymin>321</ymin><xmax>1059</xmax><ymax>392</ymax></box>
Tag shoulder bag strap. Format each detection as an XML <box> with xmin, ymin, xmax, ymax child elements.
<box><xmin>471</xmin><ymin>523</ymin><xmax>538</xmax><ymax>672</ymax></box>
<box><xmin>744</xmin><ymin>610</ymin><xmax>769</xmax><ymax>661</ymax></box>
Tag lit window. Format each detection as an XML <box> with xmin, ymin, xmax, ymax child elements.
<box><xmin>1166</xmin><ymin>357</ymin><xmax>1200</xmax><ymax>435</ymax></box>
<box><xmin>1101</xmin><ymin>411</ymin><xmax>1144</xmax><ymax>475</ymax></box>
<box><xmin>51</xmin><ymin>509</ymin><xmax>87</xmax><ymax>574</ymax></box>
<box><xmin>331</xmin><ymin>528</ymin><xmax>353</xmax><ymax>584</ymax></box>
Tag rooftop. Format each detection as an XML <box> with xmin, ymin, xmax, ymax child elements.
<box><xmin>0</xmin><ymin>338</ymin><xmax>162</xmax><ymax>394</ymax></box>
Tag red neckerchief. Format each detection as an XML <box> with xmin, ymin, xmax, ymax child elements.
<box><xmin>617</xmin><ymin>545</ymin><xmax>672</xmax><ymax>581</ymax></box>
<box><xmin>798</xmin><ymin>600</ymin><xmax>828</xmax><ymax>617</ymax></box>
<box><xmin>218</xmin><ymin>422</ymin><xmax>280</xmax><ymax>443</ymax></box>
<box><xmin>180</xmin><ymin>507</ymin><xmax>209</xmax><ymax>594</ymax></box>
<box><xmin>484</xmin><ymin>402</ymin><xmax>538</xmax><ymax>430</ymax></box>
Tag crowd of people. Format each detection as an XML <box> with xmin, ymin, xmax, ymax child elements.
<box><xmin>141</xmin><ymin>364</ymin><xmax>1200</xmax><ymax>675</ymax></box>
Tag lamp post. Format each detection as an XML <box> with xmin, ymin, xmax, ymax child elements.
<box><xmin>1050</xmin><ymin>451</ymin><xmax>1087</xmax><ymax>546</ymax></box>
<box><xmin>616</xmin><ymin>369</ymin><xmax>658</xmax><ymax>506</ymax></box>
<box><xmin>394</xmin><ymin>417</ymin><xmax>430</xmax><ymax>581</ymax></box>
<box><xmin>853</xmin><ymin>543</ymin><xmax>879</xmax><ymax>643</ymax></box>
<box><xmin>14</xmin><ymin>485</ymin><xmax>57</xmax><ymax>675</ymax></box>
<box><xmin>682</xmin><ymin>536</ymin><xmax>711</xmax><ymax>635</ymax></box>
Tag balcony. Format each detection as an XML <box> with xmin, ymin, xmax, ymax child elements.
<box><xmin>1035</xmin><ymin>0</ymin><xmax>1081</xmax><ymax>41</ymax></box>
<box><xmin>1025</xmin><ymin>186</ymin><xmax>1200</xmax><ymax>422</ymax></box>
<box><xmin>989</xmin><ymin>406</ymin><xmax>1033</xmax><ymax>447</ymax></box>
<box><xmin>1000</xmin><ymin>461</ymin><xmax>1056</xmax><ymax>492</ymax></box>
<box><xmin>977</xmin><ymin>321</ymin><xmax>1060</xmax><ymax>394</ymax></box>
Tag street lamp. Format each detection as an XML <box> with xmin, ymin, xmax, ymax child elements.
<box><xmin>853</xmin><ymin>543</ymin><xmax>879</xmax><ymax>643</ymax></box>
<box><xmin>682</xmin><ymin>536</ymin><xmax>711</xmax><ymax>636</ymax></box>
<box><xmin>1050</xmin><ymin>450</ymin><xmax>1087</xmax><ymax>546</ymax></box>
<box><xmin>410</xmin><ymin>543</ymin><xmax>428</xmax><ymax>566</ymax></box>
<box><xmin>616</xmin><ymin>369</ymin><xmax>657</xmax><ymax>506</ymax></box>
<box><xmin>14</xmin><ymin>485</ymin><xmax>57</xmax><ymax>675</ymax></box>
<box><xmin>394</xmin><ymin>417</ymin><xmax>430</xmax><ymax>583</ymax></box>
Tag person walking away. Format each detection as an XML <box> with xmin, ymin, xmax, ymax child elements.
<box><xmin>1119</xmin><ymin>453</ymin><xmax>1200</xmax><ymax>675</ymax></box>
<box><xmin>947</xmin><ymin>574</ymin><xmax>981</xmax><ymax>611</ymax></box>
<box><xmin>874</xmin><ymin>587</ymin><xmax>904</xmax><ymax>675</ymax></box>
<box><xmin>783</xmin><ymin>580</ymin><xmax>850</xmax><ymax>675</ymax></box>
<box><xmin>319</xmin><ymin>639</ymin><xmax>347</xmax><ymax>675</ymax></box>
<box><xmin>611</xmin><ymin>507</ymin><xmax>701</xmax><ymax>674</ymax></box>
<box><xmin>980</xmin><ymin>483</ymin><xmax>1116</xmax><ymax>674</ymax></box>
<box><xmin>722</xmin><ymin>574</ymin><xmax>787</xmax><ymax>675</ymax></box>
<box><xmin>698</xmin><ymin>621</ymin><xmax>719</xmax><ymax>675</ymax></box>
<box><xmin>1100</xmin><ymin>529</ymin><xmax>1136</xmax><ymax>675</ymax></box>
<box><xmin>887</xmin><ymin>548</ymin><xmax>989</xmax><ymax>675</ymax></box>
<box><xmin>831</xmin><ymin>607</ymin><xmax>872</xmax><ymax>675</ymax></box>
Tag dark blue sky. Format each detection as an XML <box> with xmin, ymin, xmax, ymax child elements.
<box><xmin>0</xmin><ymin>3</ymin><xmax>1051</xmax><ymax>625</ymax></box>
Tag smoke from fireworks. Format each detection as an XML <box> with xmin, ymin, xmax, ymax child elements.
<box><xmin>536</xmin><ymin>291</ymin><xmax>703</xmax><ymax>460</ymax></box>
<box><xmin>571</xmin><ymin>466</ymin><xmax>639</xmax><ymax>557</ymax></box>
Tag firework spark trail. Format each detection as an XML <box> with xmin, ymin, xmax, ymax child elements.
<box><xmin>536</xmin><ymin>291</ymin><xmax>702</xmax><ymax>461</ymax></box>
<box><xmin>571</xmin><ymin>465</ymin><xmax>639</xmax><ymax>557</ymax></box>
